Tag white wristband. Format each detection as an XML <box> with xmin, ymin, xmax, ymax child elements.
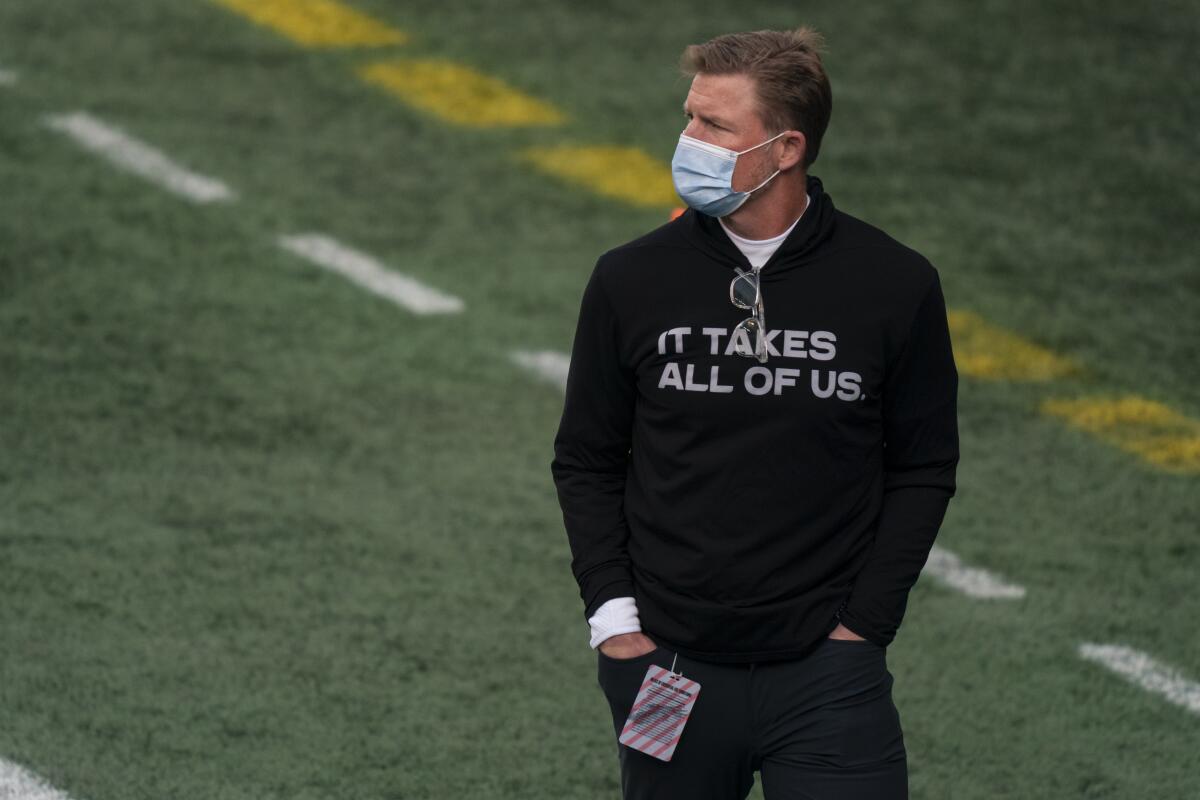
<box><xmin>587</xmin><ymin>596</ymin><xmax>642</xmax><ymax>649</ymax></box>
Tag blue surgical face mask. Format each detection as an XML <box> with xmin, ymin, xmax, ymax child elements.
<box><xmin>671</xmin><ymin>129</ymin><xmax>789</xmax><ymax>217</ymax></box>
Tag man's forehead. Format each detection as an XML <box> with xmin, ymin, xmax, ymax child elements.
<box><xmin>683</xmin><ymin>74</ymin><xmax>760</xmax><ymax>124</ymax></box>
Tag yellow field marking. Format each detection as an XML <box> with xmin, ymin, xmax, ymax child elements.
<box><xmin>947</xmin><ymin>309</ymin><xmax>1080</xmax><ymax>380</ymax></box>
<box><xmin>516</xmin><ymin>145</ymin><xmax>680</xmax><ymax>208</ymax></box>
<box><xmin>213</xmin><ymin>0</ymin><xmax>407</xmax><ymax>47</ymax></box>
<box><xmin>1041</xmin><ymin>395</ymin><xmax>1200</xmax><ymax>474</ymax></box>
<box><xmin>359</xmin><ymin>59</ymin><xmax>566</xmax><ymax>127</ymax></box>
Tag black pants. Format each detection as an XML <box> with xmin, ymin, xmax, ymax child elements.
<box><xmin>595</xmin><ymin>634</ymin><xmax>907</xmax><ymax>800</ymax></box>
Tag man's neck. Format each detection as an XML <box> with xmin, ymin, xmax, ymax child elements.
<box><xmin>721</xmin><ymin>174</ymin><xmax>809</xmax><ymax>240</ymax></box>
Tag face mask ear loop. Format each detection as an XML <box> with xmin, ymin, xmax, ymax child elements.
<box><xmin>742</xmin><ymin>131</ymin><xmax>789</xmax><ymax>197</ymax></box>
<box><xmin>735</xmin><ymin>129</ymin><xmax>789</xmax><ymax>156</ymax></box>
<box><xmin>746</xmin><ymin>168</ymin><xmax>782</xmax><ymax>196</ymax></box>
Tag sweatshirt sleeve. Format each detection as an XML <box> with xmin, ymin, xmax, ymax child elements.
<box><xmin>550</xmin><ymin>257</ymin><xmax>639</xmax><ymax>622</ymax></box>
<box><xmin>835</xmin><ymin>267</ymin><xmax>960</xmax><ymax>647</ymax></box>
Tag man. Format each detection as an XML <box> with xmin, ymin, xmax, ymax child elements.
<box><xmin>550</xmin><ymin>26</ymin><xmax>959</xmax><ymax>800</ymax></box>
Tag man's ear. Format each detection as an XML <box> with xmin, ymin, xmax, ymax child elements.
<box><xmin>780</xmin><ymin>131</ymin><xmax>807</xmax><ymax>170</ymax></box>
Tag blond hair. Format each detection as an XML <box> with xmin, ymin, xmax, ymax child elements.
<box><xmin>679</xmin><ymin>27</ymin><xmax>833</xmax><ymax>167</ymax></box>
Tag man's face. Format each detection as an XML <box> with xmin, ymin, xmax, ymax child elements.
<box><xmin>681</xmin><ymin>72</ymin><xmax>780</xmax><ymax>194</ymax></box>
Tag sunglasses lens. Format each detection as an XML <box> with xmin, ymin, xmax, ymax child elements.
<box><xmin>731</xmin><ymin>317</ymin><xmax>757</xmax><ymax>357</ymax></box>
<box><xmin>731</xmin><ymin>273</ymin><xmax>757</xmax><ymax>309</ymax></box>
<box><xmin>733</xmin><ymin>317</ymin><xmax>769</xmax><ymax>361</ymax></box>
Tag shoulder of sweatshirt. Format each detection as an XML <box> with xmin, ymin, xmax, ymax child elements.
<box><xmin>805</xmin><ymin>212</ymin><xmax>943</xmax><ymax>331</ymax></box>
<box><xmin>585</xmin><ymin>215</ymin><xmax>695</xmax><ymax>304</ymax></box>
<box><xmin>826</xmin><ymin>210</ymin><xmax>939</xmax><ymax>284</ymax></box>
<box><xmin>606</xmin><ymin>213</ymin><xmax>694</xmax><ymax>256</ymax></box>
<box><xmin>594</xmin><ymin>215</ymin><xmax>693</xmax><ymax>272</ymax></box>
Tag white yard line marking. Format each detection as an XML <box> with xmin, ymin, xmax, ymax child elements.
<box><xmin>0</xmin><ymin>757</ymin><xmax>75</xmax><ymax>800</ymax></box>
<box><xmin>43</xmin><ymin>111</ymin><xmax>235</xmax><ymax>203</ymax></box>
<box><xmin>923</xmin><ymin>545</ymin><xmax>1026</xmax><ymax>599</ymax></box>
<box><xmin>511</xmin><ymin>349</ymin><xmax>570</xmax><ymax>390</ymax></box>
<box><xmin>0</xmin><ymin>68</ymin><xmax>17</xmax><ymax>87</ymax></box>
<box><xmin>277</xmin><ymin>234</ymin><xmax>464</xmax><ymax>314</ymax></box>
<box><xmin>1078</xmin><ymin>643</ymin><xmax>1200</xmax><ymax>715</ymax></box>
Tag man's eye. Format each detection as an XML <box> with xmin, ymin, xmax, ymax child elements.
<box><xmin>685</xmin><ymin>112</ymin><xmax>722</xmax><ymax>130</ymax></box>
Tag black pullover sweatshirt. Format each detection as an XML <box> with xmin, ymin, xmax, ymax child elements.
<box><xmin>551</xmin><ymin>174</ymin><xmax>959</xmax><ymax>663</ymax></box>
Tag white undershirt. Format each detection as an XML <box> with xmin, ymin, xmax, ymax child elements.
<box><xmin>718</xmin><ymin>192</ymin><xmax>811</xmax><ymax>269</ymax></box>
<box><xmin>585</xmin><ymin>192</ymin><xmax>813</xmax><ymax>650</ymax></box>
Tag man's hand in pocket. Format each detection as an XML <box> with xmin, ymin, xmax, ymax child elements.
<box><xmin>598</xmin><ymin>632</ymin><xmax>658</xmax><ymax>659</ymax></box>
<box><xmin>827</xmin><ymin>623</ymin><xmax>867</xmax><ymax>641</ymax></box>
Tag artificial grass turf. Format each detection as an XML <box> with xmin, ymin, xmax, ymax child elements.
<box><xmin>1</xmin><ymin>0</ymin><xmax>1197</xmax><ymax>797</ymax></box>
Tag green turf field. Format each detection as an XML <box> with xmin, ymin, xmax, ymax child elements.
<box><xmin>1</xmin><ymin>1</ymin><xmax>1197</xmax><ymax>798</ymax></box>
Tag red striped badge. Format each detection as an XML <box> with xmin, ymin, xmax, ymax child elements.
<box><xmin>618</xmin><ymin>664</ymin><xmax>701</xmax><ymax>762</ymax></box>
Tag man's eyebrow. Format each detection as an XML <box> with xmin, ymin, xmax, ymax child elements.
<box><xmin>681</xmin><ymin>102</ymin><xmax>730</xmax><ymax>127</ymax></box>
